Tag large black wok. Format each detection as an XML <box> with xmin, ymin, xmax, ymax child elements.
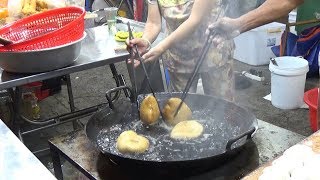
<box><xmin>86</xmin><ymin>86</ymin><xmax>258</xmax><ymax>171</ymax></box>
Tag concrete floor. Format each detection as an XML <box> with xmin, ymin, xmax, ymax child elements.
<box><xmin>3</xmin><ymin>59</ymin><xmax>319</xmax><ymax>177</ymax></box>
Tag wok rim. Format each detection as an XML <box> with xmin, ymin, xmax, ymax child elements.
<box><xmin>85</xmin><ymin>93</ymin><xmax>259</xmax><ymax>163</ymax></box>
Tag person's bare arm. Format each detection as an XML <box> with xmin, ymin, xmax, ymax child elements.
<box><xmin>142</xmin><ymin>2</ymin><xmax>162</xmax><ymax>43</ymax></box>
<box><xmin>127</xmin><ymin>2</ymin><xmax>161</xmax><ymax>58</ymax></box>
<box><xmin>209</xmin><ymin>0</ymin><xmax>304</xmax><ymax>45</ymax></box>
<box><xmin>238</xmin><ymin>0</ymin><xmax>304</xmax><ymax>33</ymax></box>
<box><xmin>142</xmin><ymin>0</ymin><xmax>214</xmax><ymax>61</ymax></box>
<box><xmin>156</xmin><ymin>0</ymin><xmax>214</xmax><ymax>51</ymax></box>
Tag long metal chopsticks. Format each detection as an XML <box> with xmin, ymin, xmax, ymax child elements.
<box><xmin>173</xmin><ymin>2</ymin><xmax>230</xmax><ymax>117</ymax></box>
<box><xmin>127</xmin><ymin>23</ymin><xmax>138</xmax><ymax>100</ymax></box>
<box><xmin>127</xmin><ymin>22</ymin><xmax>164</xmax><ymax>120</ymax></box>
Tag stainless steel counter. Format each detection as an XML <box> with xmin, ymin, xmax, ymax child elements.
<box><xmin>0</xmin><ymin>20</ymin><xmax>167</xmax><ymax>153</ymax></box>
<box><xmin>0</xmin><ymin>26</ymin><xmax>128</xmax><ymax>90</ymax></box>
<box><xmin>0</xmin><ymin>120</ymin><xmax>56</xmax><ymax>179</ymax></box>
<box><xmin>0</xmin><ymin>20</ymin><xmax>166</xmax><ymax>92</ymax></box>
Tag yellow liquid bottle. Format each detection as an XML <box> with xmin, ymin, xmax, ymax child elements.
<box><xmin>31</xmin><ymin>93</ymin><xmax>40</xmax><ymax>120</ymax></box>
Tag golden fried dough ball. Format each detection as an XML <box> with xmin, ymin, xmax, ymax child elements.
<box><xmin>162</xmin><ymin>98</ymin><xmax>192</xmax><ymax>126</ymax></box>
<box><xmin>116</xmin><ymin>130</ymin><xmax>149</xmax><ymax>154</ymax></box>
<box><xmin>140</xmin><ymin>95</ymin><xmax>160</xmax><ymax>125</ymax></box>
<box><xmin>170</xmin><ymin>120</ymin><xmax>204</xmax><ymax>140</ymax></box>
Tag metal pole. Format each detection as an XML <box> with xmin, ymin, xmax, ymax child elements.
<box><xmin>7</xmin><ymin>88</ymin><xmax>15</xmax><ymax>129</ymax></box>
<box><xmin>21</xmin><ymin>111</ymin><xmax>95</xmax><ymax>135</ymax></box>
<box><xmin>109</xmin><ymin>63</ymin><xmax>129</xmax><ymax>98</ymax></box>
<box><xmin>11</xmin><ymin>87</ymin><xmax>24</xmax><ymax>142</ymax></box>
<box><xmin>66</xmin><ymin>75</ymin><xmax>75</xmax><ymax>112</ymax></box>
<box><xmin>50</xmin><ymin>144</ymin><xmax>64</xmax><ymax>180</ymax></box>
<box><xmin>65</xmin><ymin>75</ymin><xmax>82</xmax><ymax>130</ymax></box>
<box><xmin>33</xmin><ymin>147</ymin><xmax>50</xmax><ymax>156</ymax></box>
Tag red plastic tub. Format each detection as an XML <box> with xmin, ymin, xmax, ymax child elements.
<box><xmin>304</xmin><ymin>88</ymin><xmax>319</xmax><ymax>132</ymax></box>
<box><xmin>23</xmin><ymin>82</ymin><xmax>50</xmax><ymax>101</ymax></box>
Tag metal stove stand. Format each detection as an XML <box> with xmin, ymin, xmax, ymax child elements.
<box><xmin>48</xmin><ymin>120</ymin><xmax>305</xmax><ymax>180</ymax></box>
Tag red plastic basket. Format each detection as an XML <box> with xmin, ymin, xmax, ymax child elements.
<box><xmin>0</xmin><ymin>6</ymin><xmax>85</xmax><ymax>52</ymax></box>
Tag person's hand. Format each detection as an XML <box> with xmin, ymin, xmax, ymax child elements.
<box><xmin>130</xmin><ymin>44</ymin><xmax>165</xmax><ymax>68</ymax></box>
<box><xmin>126</xmin><ymin>38</ymin><xmax>150</xmax><ymax>55</ymax></box>
<box><xmin>207</xmin><ymin>17</ymin><xmax>241</xmax><ymax>48</ymax></box>
<box><xmin>126</xmin><ymin>38</ymin><xmax>150</xmax><ymax>67</ymax></box>
<box><xmin>141</xmin><ymin>44</ymin><xmax>165</xmax><ymax>64</ymax></box>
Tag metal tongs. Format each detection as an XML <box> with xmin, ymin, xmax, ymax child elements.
<box><xmin>127</xmin><ymin>22</ymin><xmax>164</xmax><ymax>120</ymax></box>
<box><xmin>174</xmin><ymin>1</ymin><xmax>231</xmax><ymax>117</ymax></box>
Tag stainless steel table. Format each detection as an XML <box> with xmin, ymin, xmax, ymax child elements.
<box><xmin>0</xmin><ymin>18</ymin><xmax>165</xmax><ymax>91</ymax></box>
<box><xmin>0</xmin><ymin>119</ymin><xmax>56</xmax><ymax>180</ymax></box>
<box><xmin>0</xmin><ymin>26</ymin><xmax>128</xmax><ymax>90</ymax></box>
<box><xmin>2</xmin><ymin>26</ymin><xmax>131</xmax><ymax>148</ymax></box>
<box><xmin>48</xmin><ymin>120</ymin><xmax>305</xmax><ymax>180</ymax></box>
<box><xmin>1</xmin><ymin>19</ymin><xmax>166</xmax><ymax>154</ymax></box>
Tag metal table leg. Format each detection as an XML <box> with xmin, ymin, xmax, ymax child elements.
<box><xmin>65</xmin><ymin>75</ymin><xmax>82</xmax><ymax>130</ymax></box>
<box><xmin>8</xmin><ymin>87</ymin><xmax>24</xmax><ymax>142</ymax></box>
<box><xmin>109</xmin><ymin>64</ymin><xmax>129</xmax><ymax>99</ymax></box>
<box><xmin>66</xmin><ymin>75</ymin><xmax>75</xmax><ymax>112</ymax></box>
<box><xmin>49</xmin><ymin>143</ymin><xmax>63</xmax><ymax>180</ymax></box>
<box><xmin>4</xmin><ymin>88</ymin><xmax>14</xmax><ymax>129</ymax></box>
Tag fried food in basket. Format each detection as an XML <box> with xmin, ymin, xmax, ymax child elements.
<box><xmin>36</xmin><ymin>0</ymin><xmax>48</xmax><ymax>11</ymax></box>
<box><xmin>22</xmin><ymin>0</ymin><xmax>37</xmax><ymax>16</ymax></box>
<box><xmin>36</xmin><ymin>0</ymin><xmax>48</xmax><ymax>9</ymax></box>
<box><xmin>22</xmin><ymin>0</ymin><xmax>48</xmax><ymax>16</ymax></box>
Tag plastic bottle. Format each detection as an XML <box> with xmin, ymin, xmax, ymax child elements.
<box><xmin>30</xmin><ymin>93</ymin><xmax>40</xmax><ymax>120</ymax></box>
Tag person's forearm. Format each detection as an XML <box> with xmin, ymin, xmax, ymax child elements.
<box><xmin>237</xmin><ymin>0</ymin><xmax>303</xmax><ymax>33</ymax></box>
<box><xmin>158</xmin><ymin>18</ymin><xmax>199</xmax><ymax>51</ymax></box>
<box><xmin>142</xmin><ymin>3</ymin><xmax>162</xmax><ymax>44</ymax></box>
<box><xmin>142</xmin><ymin>21</ymin><xmax>161</xmax><ymax>44</ymax></box>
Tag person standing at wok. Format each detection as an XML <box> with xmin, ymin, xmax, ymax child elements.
<box><xmin>208</xmin><ymin>0</ymin><xmax>318</xmax><ymax>44</ymax></box>
<box><xmin>127</xmin><ymin>0</ymin><xmax>235</xmax><ymax>101</ymax></box>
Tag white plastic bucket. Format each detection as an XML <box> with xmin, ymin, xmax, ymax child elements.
<box><xmin>269</xmin><ymin>56</ymin><xmax>309</xmax><ymax>109</ymax></box>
